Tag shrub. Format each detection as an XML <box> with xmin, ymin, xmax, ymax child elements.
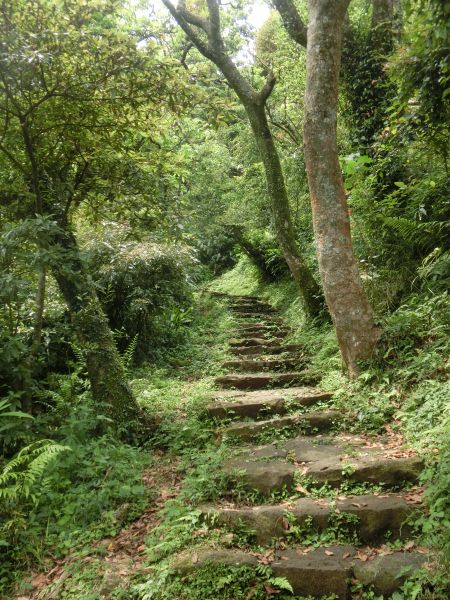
<box><xmin>86</xmin><ymin>239</ymin><xmax>197</xmax><ymax>363</ymax></box>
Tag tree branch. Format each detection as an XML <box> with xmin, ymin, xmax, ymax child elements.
<box><xmin>180</xmin><ymin>41</ymin><xmax>194</xmax><ymax>70</ymax></box>
<box><xmin>161</xmin><ymin>0</ymin><xmax>214</xmax><ymax>61</ymax></box>
<box><xmin>206</xmin><ymin>0</ymin><xmax>222</xmax><ymax>48</ymax></box>
<box><xmin>258</xmin><ymin>71</ymin><xmax>276</xmax><ymax>105</ymax></box>
<box><xmin>178</xmin><ymin>2</ymin><xmax>210</xmax><ymax>35</ymax></box>
<box><xmin>272</xmin><ymin>0</ymin><xmax>307</xmax><ymax>48</ymax></box>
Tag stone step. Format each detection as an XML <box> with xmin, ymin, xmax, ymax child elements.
<box><xmin>230</xmin><ymin>343</ymin><xmax>302</xmax><ymax>356</ymax></box>
<box><xmin>210</xmin><ymin>292</ymin><xmax>259</xmax><ymax>301</ymax></box>
<box><xmin>229</xmin><ymin>337</ymin><xmax>280</xmax><ymax>348</ymax></box>
<box><xmin>236</xmin><ymin>327</ymin><xmax>290</xmax><ymax>338</ymax></box>
<box><xmin>237</xmin><ymin>322</ymin><xmax>287</xmax><ymax>330</ymax></box>
<box><xmin>230</xmin><ymin>304</ymin><xmax>276</xmax><ymax>314</ymax></box>
<box><xmin>215</xmin><ymin>371</ymin><xmax>316</xmax><ymax>390</ymax></box>
<box><xmin>207</xmin><ymin>388</ymin><xmax>333</xmax><ymax>419</ymax></box>
<box><xmin>233</xmin><ymin>312</ymin><xmax>283</xmax><ymax>322</ymax></box>
<box><xmin>173</xmin><ymin>546</ymin><xmax>428</xmax><ymax>599</ymax></box>
<box><xmin>222</xmin><ymin>358</ymin><xmax>302</xmax><ymax>372</ymax></box>
<box><xmin>237</xmin><ymin>326</ymin><xmax>289</xmax><ymax>335</ymax></box>
<box><xmin>202</xmin><ymin>493</ymin><xmax>417</xmax><ymax>544</ymax></box>
<box><xmin>219</xmin><ymin>410</ymin><xmax>340</xmax><ymax>441</ymax></box>
<box><xmin>224</xmin><ymin>434</ymin><xmax>423</xmax><ymax>495</ymax></box>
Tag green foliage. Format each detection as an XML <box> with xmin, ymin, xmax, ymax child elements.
<box><xmin>86</xmin><ymin>238</ymin><xmax>196</xmax><ymax>363</ymax></box>
<box><xmin>0</xmin><ymin>387</ymin><xmax>149</xmax><ymax>589</ymax></box>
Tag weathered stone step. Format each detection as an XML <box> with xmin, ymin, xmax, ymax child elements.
<box><xmin>233</xmin><ymin>312</ymin><xmax>283</xmax><ymax>322</ymax></box>
<box><xmin>215</xmin><ymin>371</ymin><xmax>316</xmax><ymax>390</ymax></box>
<box><xmin>229</xmin><ymin>337</ymin><xmax>279</xmax><ymax>348</ymax></box>
<box><xmin>207</xmin><ymin>388</ymin><xmax>333</xmax><ymax>419</ymax></box>
<box><xmin>236</xmin><ymin>332</ymin><xmax>288</xmax><ymax>343</ymax></box>
<box><xmin>237</xmin><ymin>322</ymin><xmax>287</xmax><ymax>330</ymax></box>
<box><xmin>230</xmin><ymin>304</ymin><xmax>276</xmax><ymax>314</ymax></box>
<box><xmin>230</xmin><ymin>343</ymin><xmax>302</xmax><ymax>356</ymax></box>
<box><xmin>224</xmin><ymin>434</ymin><xmax>423</xmax><ymax>495</ymax></box>
<box><xmin>210</xmin><ymin>292</ymin><xmax>259</xmax><ymax>301</ymax></box>
<box><xmin>173</xmin><ymin>546</ymin><xmax>428</xmax><ymax>599</ymax></box>
<box><xmin>237</xmin><ymin>326</ymin><xmax>289</xmax><ymax>336</ymax></box>
<box><xmin>202</xmin><ymin>493</ymin><xmax>416</xmax><ymax>544</ymax></box>
<box><xmin>219</xmin><ymin>410</ymin><xmax>340</xmax><ymax>441</ymax></box>
<box><xmin>222</xmin><ymin>358</ymin><xmax>302</xmax><ymax>372</ymax></box>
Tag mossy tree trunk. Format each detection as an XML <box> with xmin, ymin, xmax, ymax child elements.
<box><xmin>303</xmin><ymin>0</ymin><xmax>379</xmax><ymax>376</ymax></box>
<box><xmin>51</xmin><ymin>224</ymin><xmax>141</xmax><ymax>434</ymax></box>
<box><xmin>162</xmin><ymin>0</ymin><xmax>325</xmax><ymax>320</ymax></box>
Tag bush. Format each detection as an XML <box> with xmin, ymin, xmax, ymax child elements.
<box><xmin>86</xmin><ymin>239</ymin><xmax>197</xmax><ymax>363</ymax></box>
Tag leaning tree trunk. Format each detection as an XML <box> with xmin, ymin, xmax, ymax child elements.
<box><xmin>161</xmin><ymin>0</ymin><xmax>325</xmax><ymax>320</ymax></box>
<box><xmin>50</xmin><ymin>225</ymin><xmax>141</xmax><ymax>434</ymax></box>
<box><xmin>245</xmin><ymin>102</ymin><xmax>324</xmax><ymax>316</ymax></box>
<box><xmin>304</xmin><ymin>0</ymin><xmax>379</xmax><ymax>376</ymax></box>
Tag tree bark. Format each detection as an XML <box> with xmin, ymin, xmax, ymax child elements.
<box><xmin>244</xmin><ymin>102</ymin><xmax>323</xmax><ymax>315</ymax></box>
<box><xmin>50</xmin><ymin>224</ymin><xmax>141</xmax><ymax>435</ymax></box>
<box><xmin>371</xmin><ymin>0</ymin><xmax>395</xmax><ymax>29</ymax></box>
<box><xmin>162</xmin><ymin>0</ymin><xmax>325</xmax><ymax>319</ymax></box>
<box><xmin>304</xmin><ymin>0</ymin><xmax>379</xmax><ymax>375</ymax></box>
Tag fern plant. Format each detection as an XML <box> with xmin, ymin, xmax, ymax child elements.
<box><xmin>121</xmin><ymin>333</ymin><xmax>139</xmax><ymax>375</ymax></box>
<box><xmin>0</xmin><ymin>440</ymin><xmax>70</xmax><ymax>504</ymax></box>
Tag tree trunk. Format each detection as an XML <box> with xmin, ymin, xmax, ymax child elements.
<box><xmin>372</xmin><ymin>0</ymin><xmax>394</xmax><ymax>29</ymax></box>
<box><xmin>161</xmin><ymin>0</ymin><xmax>325</xmax><ymax>320</ymax></box>
<box><xmin>50</xmin><ymin>225</ymin><xmax>141</xmax><ymax>435</ymax></box>
<box><xmin>244</xmin><ymin>102</ymin><xmax>324</xmax><ymax>317</ymax></box>
<box><xmin>21</xmin><ymin>267</ymin><xmax>47</xmax><ymax>414</ymax></box>
<box><xmin>304</xmin><ymin>0</ymin><xmax>379</xmax><ymax>376</ymax></box>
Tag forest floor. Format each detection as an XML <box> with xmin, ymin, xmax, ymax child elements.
<box><xmin>14</xmin><ymin>287</ymin><xmax>448</xmax><ymax>600</ymax></box>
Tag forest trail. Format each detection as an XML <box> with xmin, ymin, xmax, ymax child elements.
<box><xmin>174</xmin><ymin>292</ymin><xmax>430</xmax><ymax>599</ymax></box>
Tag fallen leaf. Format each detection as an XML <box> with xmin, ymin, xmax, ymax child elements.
<box><xmin>342</xmin><ymin>552</ymin><xmax>351</xmax><ymax>559</ymax></box>
<box><xmin>281</xmin><ymin>516</ymin><xmax>290</xmax><ymax>530</ymax></box>
<box><xmin>191</xmin><ymin>553</ymin><xmax>199</xmax><ymax>564</ymax></box>
<box><xmin>324</xmin><ymin>550</ymin><xmax>334</xmax><ymax>556</ymax></box>
<box><xmin>263</xmin><ymin>582</ymin><xmax>280</xmax><ymax>595</ymax></box>
<box><xmin>295</xmin><ymin>484</ymin><xmax>310</xmax><ymax>496</ymax></box>
<box><xmin>404</xmin><ymin>541</ymin><xmax>415</xmax><ymax>550</ymax></box>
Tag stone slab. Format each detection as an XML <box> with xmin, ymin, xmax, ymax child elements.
<box><xmin>230</xmin><ymin>344</ymin><xmax>302</xmax><ymax>356</ymax></box>
<box><xmin>271</xmin><ymin>546</ymin><xmax>355</xmax><ymax>599</ymax></box>
<box><xmin>172</xmin><ymin>546</ymin><xmax>428</xmax><ymax>599</ymax></box>
<box><xmin>202</xmin><ymin>494</ymin><xmax>415</xmax><ymax>544</ymax></box>
<box><xmin>222</xmin><ymin>358</ymin><xmax>302</xmax><ymax>372</ymax></box>
<box><xmin>207</xmin><ymin>388</ymin><xmax>333</xmax><ymax>419</ymax></box>
<box><xmin>215</xmin><ymin>371</ymin><xmax>316</xmax><ymax>390</ymax></box>
<box><xmin>220</xmin><ymin>410</ymin><xmax>340</xmax><ymax>441</ymax></box>
<box><xmin>225</xmin><ymin>435</ymin><xmax>423</xmax><ymax>494</ymax></box>
<box><xmin>229</xmin><ymin>337</ymin><xmax>279</xmax><ymax>348</ymax></box>
<box><xmin>353</xmin><ymin>551</ymin><xmax>427</xmax><ymax>595</ymax></box>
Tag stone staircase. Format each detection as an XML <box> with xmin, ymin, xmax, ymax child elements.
<box><xmin>176</xmin><ymin>293</ymin><xmax>429</xmax><ymax>598</ymax></box>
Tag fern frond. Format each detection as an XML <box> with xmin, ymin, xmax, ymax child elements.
<box><xmin>0</xmin><ymin>440</ymin><xmax>70</xmax><ymax>502</ymax></box>
<box><xmin>121</xmin><ymin>334</ymin><xmax>139</xmax><ymax>374</ymax></box>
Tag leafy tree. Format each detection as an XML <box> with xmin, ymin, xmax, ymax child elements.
<box><xmin>162</xmin><ymin>0</ymin><xmax>325</xmax><ymax>319</ymax></box>
<box><xmin>0</xmin><ymin>0</ymin><xmax>190</xmax><ymax>432</ymax></box>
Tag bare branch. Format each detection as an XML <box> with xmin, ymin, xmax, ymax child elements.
<box><xmin>162</xmin><ymin>0</ymin><xmax>256</xmax><ymax>103</ymax></box>
<box><xmin>272</xmin><ymin>0</ymin><xmax>307</xmax><ymax>48</ymax></box>
<box><xmin>161</xmin><ymin>0</ymin><xmax>214</xmax><ymax>61</ymax></box>
<box><xmin>258</xmin><ymin>71</ymin><xmax>276</xmax><ymax>105</ymax></box>
<box><xmin>266</xmin><ymin>106</ymin><xmax>301</xmax><ymax>145</ymax></box>
<box><xmin>178</xmin><ymin>4</ymin><xmax>210</xmax><ymax>35</ymax></box>
<box><xmin>206</xmin><ymin>0</ymin><xmax>222</xmax><ymax>48</ymax></box>
<box><xmin>180</xmin><ymin>41</ymin><xmax>194</xmax><ymax>70</ymax></box>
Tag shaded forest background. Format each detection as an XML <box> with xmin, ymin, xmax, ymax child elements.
<box><xmin>0</xmin><ymin>0</ymin><xmax>448</xmax><ymax>597</ymax></box>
